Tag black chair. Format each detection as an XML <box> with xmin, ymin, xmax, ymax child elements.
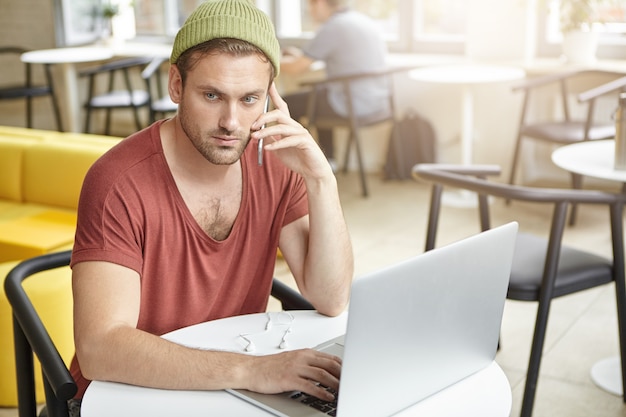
<box><xmin>0</xmin><ymin>47</ymin><xmax>63</xmax><ymax>131</ymax></box>
<box><xmin>141</xmin><ymin>57</ymin><xmax>178</xmax><ymax>124</ymax></box>
<box><xmin>413</xmin><ymin>163</ymin><xmax>626</xmax><ymax>417</ymax></box>
<box><xmin>508</xmin><ymin>70</ymin><xmax>626</xmax><ymax>225</ymax></box>
<box><xmin>81</xmin><ymin>56</ymin><xmax>153</xmax><ymax>135</ymax></box>
<box><xmin>4</xmin><ymin>250</ymin><xmax>313</xmax><ymax>417</ymax></box>
<box><xmin>301</xmin><ymin>67</ymin><xmax>412</xmax><ymax>197</ymax></box>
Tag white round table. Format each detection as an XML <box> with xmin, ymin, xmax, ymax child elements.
<box><xmin>551</xmin><ymin>139</ymin><xmax>626</xmax><ymax>183</ymax></box>
<box><xmin>21</xmin><ymin>47</ymin><xmax>115</xmax><ymax>133</ymax></box>
<box><xmin>21</xmin><ymin>43</ymin><xmax>173</xmax><ymax>133</ymax></box>
<box><xmin>551</xmin><ymin>139</ymin><xmax>625</xmax><ymax>397</ymax></box>
<box><xmin>409</xmin><ymin>64</ymin><xmax>525</xmax><ymax>207</ymax></box>
<box><xmin>409</xmin><ymin>64</ymin><xmax>525</xmax><ymax>167</ymax></box>
<box><xmin>81</xmin><ymin>310</ymin><xmax>512</xmax><ymax>417</ymax></box>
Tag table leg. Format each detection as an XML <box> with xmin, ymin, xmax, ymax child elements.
<box><xmin>441</xmin><ymin>85</ymin><xmax>477</xmax><ymax>208</ymax></box>
<box><xmin>461</xmin><ymin>85</ymin><xmax>473</xmax><ymax>166</ymax></box>
<box><xmin>58</xmin><ymin>62</ymin><xmax>82</xmax><ymax>133</ymax></box>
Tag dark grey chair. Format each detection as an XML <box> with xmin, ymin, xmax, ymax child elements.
<box><xmin>141</xmin><ymin>57</ymin><xmax>178</xmax><ymax>124</ymax></box>
<box><xmin>508</xmin><ymin>70</ymin><xmax>626</xmax><ymax>225</ymax></box>
<box><xmin>81</xmin><ymin>56</ymin><xmax>153</xmax><ymax>135</ymax></box>
<box><xmin>0</xmin><ymin>47</ymin><xmax>63</xmax><ymax>131</ymax></box>
<box><xmin>413</xmin><ymin>163</ymin><xmax>626</xmax><ymax>417</ymax></box>
<box><xmin>4</xmin><ymin>250</ymin><xmax>313</xmax><ymax>417</ymax></box>
<box><xmin>301</xmin><ymin>67</ymin><xmax>412</xmax><ymax>197</ymax></box>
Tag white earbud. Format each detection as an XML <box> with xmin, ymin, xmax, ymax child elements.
<box><xmin>279</xmin><ymin>328</ymin><xmax>292</xmax><ymax>349</ymax></box>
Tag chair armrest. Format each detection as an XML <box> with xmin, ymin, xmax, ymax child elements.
<box><xmin>413</xmin><ymin>163</ymin><xmax>626</xmax><ymax>205</ymax></box>
<box><xmin>271</xmin><ymin>279</ymin><xmax>314</xmax><ymax>311</ymax></box>
<box><xmin>79</xmin><ymin>56</ymin><xmax>153</xmax><ymax>77</ymax></box>
<box><xmin>413</xmin><ymin>163</ymin><xmax>502</xmax><ymax>178</ymax></box>
<box><xmin>511</xmin><ymin>70</ymin><xmax>584</xmax><ymax>92</ymax></box>
<box><xmin>577</xmin><ymin>75</ymin><xmax>626</xmax><ymax>102</ymax></box>
<box><xmin>4</xmin><ymin>250</ymin><xmax>77</xmax><ymax>404</ymax></box>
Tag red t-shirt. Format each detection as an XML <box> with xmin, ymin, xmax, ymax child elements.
<box><xmin>69</xmin><ymin>121</ymin><xmax>309</xmax><ymax>397</ymax></box>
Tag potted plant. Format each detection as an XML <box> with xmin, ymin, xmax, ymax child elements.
<box><xmin>100</xmin><ymin>3</ymin><xmax>120</xmax><ymax>41</ymax></box>
<box><xmin>558</xmin><ymin>0</ymin><xmax>607</xmax><ymax>63</ymax></box>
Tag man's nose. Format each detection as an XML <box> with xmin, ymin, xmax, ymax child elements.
<box><xmin>218</xmin><ymin>103</ymin><xmax>239</xmax><ymax>133</ymax></box>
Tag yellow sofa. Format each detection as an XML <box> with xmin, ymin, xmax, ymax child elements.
<box><xmin>0</xmin><ymin>126</ymin><xmax>121</xmax><ymax>406</ymax></box>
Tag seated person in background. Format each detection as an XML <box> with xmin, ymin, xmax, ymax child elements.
<box><xmin>68</xmin><ymin>0</ymin><xmax>353</xmax><ymax>415</ymax></box>
<box><xmin>281</xmin><ymin>0</ymin><xmax>389</xmax><ymax>167</ymax></box>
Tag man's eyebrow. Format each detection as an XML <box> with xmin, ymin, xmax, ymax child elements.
<box><xmin>195</xmin><ymin>85</ymin><xmax>266</xmax><ymax>98</ymax></box>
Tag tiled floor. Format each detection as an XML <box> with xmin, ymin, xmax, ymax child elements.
<box><xmin>2</xmin><ymin>171</ymin><xmax>625</xmax><ymax>417</ymax></box>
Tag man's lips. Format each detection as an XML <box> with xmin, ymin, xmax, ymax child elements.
<box><xmin>213</xmin><ymin>136</ymin><xmax>240</xmax><ymax>146</ymax></box>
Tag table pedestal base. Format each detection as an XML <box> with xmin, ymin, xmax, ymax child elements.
<box><xmin>591</xmin><ymin>356</ymin><xmax>623</xmax><ymax>396</ymax></box>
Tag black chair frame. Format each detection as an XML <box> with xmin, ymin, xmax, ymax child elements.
<box><xmin>81</xmin><ymin>56</ymin><xmax>153</xmax><ymax>135</ymax></box>
<box><xmin>4</xmin><ymin>250</ymin><xmax>313</xmax><ymax>417</ymax></box>
<box><xmin>141</xmin><ymin>57</ymin><xmax>178</xmax><ymax>124</ymax></box>
<box><xmin>413</xmin><ymin>163</ymin><xmax>626</xmax><ymax>417</ymax></box>
<box><xmin>509</xmin><ymin>70</ymin><xmax>626</xmax><ymax>225</ymax></box>
<box><xmin>0</xmin><ymin>46</ymin><xmax>63</xmax><ymax>131</ymax></box>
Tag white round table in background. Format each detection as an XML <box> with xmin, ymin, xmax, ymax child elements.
<box><xmin>409</xmin><ymin>64</ymin><xmax>525</xmax><ymax>207</ymax></box>
<box><xmin>21</xmin><ymin>47</ymin><xmax>114</xmax><ymax>133</ymax></box>
<box><xmin>21</xmin><ymin>43</ymin><xmax>173</xmax><ymax>133</ymax></box>
<box><xmin>409</xmin><ymin>64</ymin><xmax>526</xmax><ymax>167</ymax></box>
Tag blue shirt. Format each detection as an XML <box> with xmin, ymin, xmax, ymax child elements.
<box><xmin>303</xmin><ymin>9</ymin><xmax>389</xmax><ymax>117</ymax></box>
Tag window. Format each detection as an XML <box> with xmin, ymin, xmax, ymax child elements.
<box><xmin>273</xmin><ymin>0</ymin><xmax>465</xmax><ymax>54</ymax></box>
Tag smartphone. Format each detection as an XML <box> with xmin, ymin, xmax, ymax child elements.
<box><xmin>257</xmin><ymin>96</ymin><xmax>270</xmax><ymax>166</ymax></box>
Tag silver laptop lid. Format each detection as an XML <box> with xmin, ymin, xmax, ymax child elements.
<box><xmin>337</xmin><ymin>222</ymin><xmax>517</xmax><ymax>416</ymax></box>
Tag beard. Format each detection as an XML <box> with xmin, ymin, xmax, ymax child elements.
<box><xmin>177</xmin><ymin>101</ymin><xmax>252</xmax><ymax>166</ymax></box>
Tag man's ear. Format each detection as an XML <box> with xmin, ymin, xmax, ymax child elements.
<box><xmin>168</xmin><ymin>64</ymin><xmax>183</xmax><ymax>104</ymax></box>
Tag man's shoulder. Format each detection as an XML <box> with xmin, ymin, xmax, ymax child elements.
<box><xmin>86</xmin><ymin>122</ymin><xmax>164</xmax><ymax>187</ymax></box>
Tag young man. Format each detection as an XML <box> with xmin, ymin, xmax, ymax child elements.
<box><xmin>281</xmin><ymin>0</ymin><xmax>389</xmax><ymax>164</ymax></box>
<box><xmin>69</xmin><ymin>0</ymin><xmax>353</xmax><ymax>412</ymax></box>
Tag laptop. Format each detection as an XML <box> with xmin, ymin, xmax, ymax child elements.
<box><xmin>228</xmin><ymin>222</ymin><xmax>518</xmax><ymax>417</ymax></box>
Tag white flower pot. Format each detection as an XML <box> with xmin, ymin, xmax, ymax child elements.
<box><xmin>561</xmin><ymin>30</ymin><xmax>599</xmax><ymax>64</ymax></box>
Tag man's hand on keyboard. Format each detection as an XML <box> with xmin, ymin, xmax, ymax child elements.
<box><xmin>241</xmin><ymin>348</ymin><xmax>342</xmax><ymax>402</ymax></box>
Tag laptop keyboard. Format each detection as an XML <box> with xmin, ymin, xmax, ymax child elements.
<box><xmin>289</xmin><ymin>386</ymin><xmax>338</xmax><ymax>416</ymax></box>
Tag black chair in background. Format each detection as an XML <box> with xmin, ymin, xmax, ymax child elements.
<box><xmin>413</xmin><ymin>163</ymin><xmax>626</xmax><ymax>417</ymax></box>
<box><xmin>0</xmin><ymin>47</ymin><xmax>63</xmax><ymax>131</ymax></box>
<box><xmin>141</xmin><ymin>57</ymin><xmax>178</xmax><ymax>124</ymax></box>
<box><xmin>4</xmin><ymin>250</ymin><xmax>313</xmax><ymax>417</ymax></box>
<box><xmin>301</xmin><ymin>67</ymin><xmax>411</xmax><ymax>197</ymax></box>
<box><xmin>81</xmin><ymin>56</ymin><xmax>153</xmax><ymax>135</ymax></box>
<box><xmin>508</xmin><ymin>70</ymin><xmax>626</xmax><ymax>225</ymax></box>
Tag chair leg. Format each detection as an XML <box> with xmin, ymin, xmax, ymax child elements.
<box><xmin>609</xmin><ymin>203</ymin><xmax>626</xmax><ymax>404</ymax></box>
<box><xmin>50</xmin><ymin>93</ymin><xmax>64</xmax><ymax>132</ymax></box>
<box><xmin>520</xmin><ymin>299</ymin><xmax>553</xmax><ymax>417</ymax></box>
<box><xmin>26</xmin><ymin>96</ymin><xmax>34</xmax><ymax>128</ymax></box>
<box><xmin>84</xmin><ymin>108</ymin><xmax>92</xmax><ymax>133</ymax></box>
<box><xmin>104</xmin><ymin>109</ymin><xmax>112</xmax><ymax>136</ymax></box>
<box><xmin>132</xmin><ymin>106</ymin><xmax>143</xmax><ymax>131</ymax></box>
<box><xmin>352</xmin><ymin>129</ymin><xmax>369</xmax><ymax>197</ymax></box>
<box><xmin>342</xmin><ymin>128</ymin><xmax>352</xmax><ymax>175</ymax></box>
<box><xmin>45</xmin><ymin>63</ymin><xmax>64</xmax><ymax>132</ymax></box>
<box><xmin>506</xmin><ymin>132</ymin><xmax>524</xmax><ymax>205</ymax></box>
<box><xmin>13</xmin><ymin>319</ymin><xmax>38</xmax><ymax>417</ymax></box>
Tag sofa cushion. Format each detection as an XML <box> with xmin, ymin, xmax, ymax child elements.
<box><xmin>22</xmin><ymin>141</ymin><xmax>116</xmax><ymax>209</ymax></box>
<box><xmin>0</xmin><ymin>211</ymin><xmax>76</xmax><ymax>263</ymax></box>
<box><xmin>0</xmin><ymin>138</ymin><xmax>39</xmax><ymax>201</ymax></box>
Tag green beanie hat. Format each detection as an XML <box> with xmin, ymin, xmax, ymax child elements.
<box><xmin>170</xmin><ymin>0</ymin><xmax>280</xmax><ymax>76</ymax></box>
